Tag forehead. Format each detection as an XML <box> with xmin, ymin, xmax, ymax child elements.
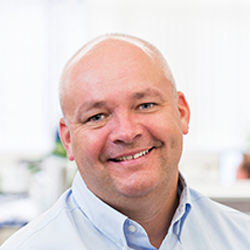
<box><xmin>68</xmin><ymin>39</ymin><xmax>167</xmax><ymax>92</ymax></box>
<box><xmin>63</xmin><ymin>39</ymin><xmax>172</xmax><ymax>117</ymax></box>
<box><xmin>73</xmin><ymin>40</ymin><xmax>155</xmax><ymax>76</ymax></box>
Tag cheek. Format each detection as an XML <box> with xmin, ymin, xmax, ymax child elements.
<box><xmin>72</xmin><ymin>129</ymin><xmax>108</xmax><ymax>164</ymax></box>
<box><xmin>145</xmin><ymin>115</ymin><xmax>181</xmax><ymax>141</ymax></box>
<box><xmin>145</xmin><ymin>115</ymin><xmax>183</xmax><ymax>159</ymax></box>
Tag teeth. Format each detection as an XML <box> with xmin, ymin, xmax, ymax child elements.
<box><xmin>116</xmin><ymin>149</ymin><xmax>150</xmax><ymax>162</ymax></box>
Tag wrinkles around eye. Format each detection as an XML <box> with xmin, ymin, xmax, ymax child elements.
<box><xmin>84</xmin><ymin>113</ymin><xmax>112</xmax><ymax>128</ymax></box>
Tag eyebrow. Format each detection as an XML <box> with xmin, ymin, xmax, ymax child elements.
<box><xmin>75</xmin><ymin>88</ymin><xmax>164</xmax><ymax>117</ymax></box>
<box><xmin>75</xmin><ymin>101</ymin><xmax>107</xmax><ymax>118</ymax></box>
<box><xmin>132</xmin><ymin>88</ymin><xmax>164</xmax><ymax>101</ymax></box>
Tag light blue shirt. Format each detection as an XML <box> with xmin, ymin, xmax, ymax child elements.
<box><xmin>1</xmin><ymin>171</ymin><xmax>250</xmax><ymax>250</ymax></box>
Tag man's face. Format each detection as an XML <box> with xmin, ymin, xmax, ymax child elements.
<box><xmin>60</xmin><ymin>40</ymin><xmax>190</xmax><ymax>206</ymax></box>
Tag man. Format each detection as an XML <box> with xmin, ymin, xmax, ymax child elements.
<box><xmin>1</xmin><ymin>34</ymin><xmax>250</xmax><ymax>249</ymax></box>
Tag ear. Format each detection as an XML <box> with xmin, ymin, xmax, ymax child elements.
<box><xmin>177</xmin><ymin>91</ymin><xmax>190</xmax><ymax>135</ymax></box>
<box><xmin>59</xmin><ymin>117</ymin><xmax>75</xmax><ymax>161</ymax></box>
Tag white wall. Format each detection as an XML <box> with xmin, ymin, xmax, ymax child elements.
<box><xmin>0</xmin><ymin>0</ymin><xmax>89</xmax><ymax>154</ymax></box>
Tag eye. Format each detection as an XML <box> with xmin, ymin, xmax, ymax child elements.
<box><xmin>139</xmin><ymin>103</ymin><xmax>154</xmax><ymax>110</ymax></box>
<box><xmin>88</xmin><ymin>113</ymin><xmax>105</xmax><ymax>122</ymax></box>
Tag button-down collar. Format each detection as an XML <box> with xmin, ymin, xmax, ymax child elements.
<box><xmin>72</xmin><ymin>171</ymin><xmax>192</xmax><ymax>249</ymax></box>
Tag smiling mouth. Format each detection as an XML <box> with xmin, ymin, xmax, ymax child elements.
<box><xmin>110</xmin><ymin>147</ymin><xmax>154</xmax><ymax>162</ymax></box>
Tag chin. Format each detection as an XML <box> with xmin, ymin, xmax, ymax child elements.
<box><xmin>116</xmin><ymin>179</ymin><xmax>159</xmax><ymax>198</ymax></box>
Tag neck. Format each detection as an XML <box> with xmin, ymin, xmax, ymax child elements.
<box><xmin>113</xmin><ymin>176</ymin><xmax>179</xmax><ymax>249</ymax></box>
<box><xmin>143</xmin><ymin>194</ymin><xmax>179</xmax><ymax>248</ymax></box>
<box><xmin>129</xmin><ymin>189</ymin><xmax>179</xmax><ymax>249</ymax></box>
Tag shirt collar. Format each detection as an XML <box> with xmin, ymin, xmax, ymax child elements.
<box><xmin>72</xmin><ymin>171</ymin><xmax>192</xmax><ymax>247</ymax></box>
<box><xmin>170</xmin><ymin>173</ymin><xmax>192</xmax><ymax>242</ymax></box>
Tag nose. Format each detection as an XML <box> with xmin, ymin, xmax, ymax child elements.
<box><xmin>109</xmin><ymin>112</ymin><xmax>143</xmax><ymax>145</ymax></box>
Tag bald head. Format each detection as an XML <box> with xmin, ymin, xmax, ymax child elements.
<box><xmin>59</xmin><ymin>34</ymin><xmax>176</xmax><ymax>118</ymax></box>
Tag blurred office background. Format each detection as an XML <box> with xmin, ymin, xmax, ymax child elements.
<box><xmin>1</xmin><ymin>0</ymin><xmax>250</xmax><ymax>243</ymax></box>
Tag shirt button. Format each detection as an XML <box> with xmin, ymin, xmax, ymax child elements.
<box><xmin>128</xmin><ymin>225</ymin><xmax>136</xmax><ymax>233</ymax></box>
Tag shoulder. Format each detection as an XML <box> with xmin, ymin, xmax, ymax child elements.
<box><xmin>188</xmin><ymin>187</ymin><xmax>250</xmax><ymax>230</ymax></box>
<box><xmin>179</xmin><ymin>187</ymin><xmax>250</xmax><ymax>248</ymax></box>
<box><xmin>0</xmin><ymin>189</ymin><xmax>80</xmax><ymax>250</ymax></box>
